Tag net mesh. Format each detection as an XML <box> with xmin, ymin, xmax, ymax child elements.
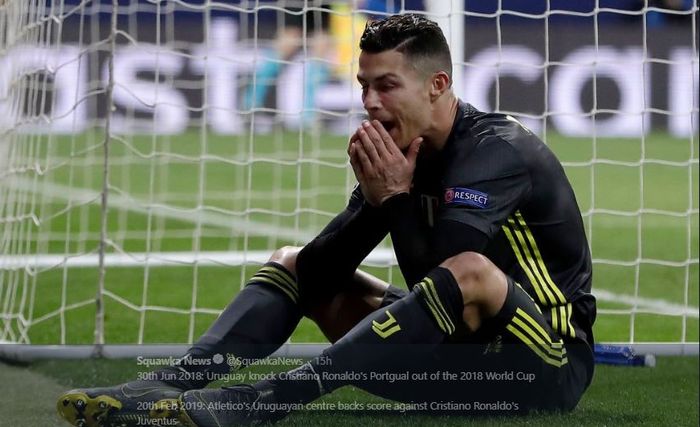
<box><xmin>0</xmin><ymin>0</ymin><xmax>697</xmax><ymax>348</ymax></box>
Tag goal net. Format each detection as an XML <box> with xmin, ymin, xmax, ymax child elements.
<box><xmin>0</xmin><ymin>0</ymin><xmax>697</xmax><ymax>357</ymax></box>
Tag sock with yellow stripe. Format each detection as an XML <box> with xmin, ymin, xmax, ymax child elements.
<box><xmin>303</xmin><ymin>267</ymin><xmax>463</xmax><ymax>394</ymax></box>
<box><xmin>412</xmin><ymin>266</ymin><xmax>465</xmax><ymax>336</ymax></box>
<box><xmin>486</xmin><ymin>279</ymin><xmax>568</xmax><ymax>367</ymax></box>
<box><xmin>157</xmin><ymin>262</ymin><xmax>302</xmax><ymax>389</ymax></box>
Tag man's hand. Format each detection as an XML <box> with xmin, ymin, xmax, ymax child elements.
<box><xmin>348</xmin><ymin>120</ymin><xmax>422</xmax><ymax>207</ymax></box>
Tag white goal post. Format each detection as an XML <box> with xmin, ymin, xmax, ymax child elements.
<box><xmin>0</xmin><ymin>0</ymin><xmax>698</xmax><ymax>360</ymax></box>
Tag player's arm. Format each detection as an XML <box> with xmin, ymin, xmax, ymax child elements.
<box><xmin>296</xmin><ymin>185</ymin><xmax>389</xmax><ymax>282</ymax></box>
<box><xmin>315</xmin><ymin>184</ymin><xmax>373</xmax><ymax>237</ymax></box>
<box><xmin>380</xmin><ymin>194</ymin><xmax>489</xmax><ymax>284</ymax></box>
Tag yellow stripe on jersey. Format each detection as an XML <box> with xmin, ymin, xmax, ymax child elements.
<box><xmin>558</xmin><ymin>305</ymin><xmax>568</xmax><ymax>337</ymax></box>
<box><xmin>511</xmin><ymin>313</ymin><xmax>565</xmax><ymax>357</ymax></box>
<box><xmin>502</xmin><ymin>211</ymin><xmax>567</xmax><ymax>308</ymax></box>
<box><xmin>551</xmin><ymin>307</ymin><xmax>559</xmax><ymax>333</ymax></box>
<box><xmin>549</xmin><ymin>304</ymin><xmax>578</xmax><ymax>339</ymax></box>
<box><xmin>506</xmin><ymin>216</ymin><xmax>558</xmax><ymax>305</ymax></box>
<box><xmin>509</xmin><ymin>325</ymin><xmax>566</xmax><ymax>365</ymax></box>
<box><xmin>514</xmin><ymin>211</ymin><xmax>567</xmax><ymax>305</ymax></box>
<box><xmin>421</xmin><ymin>295</ymin><xmax>450</xmax><ymax>334</ymax></box>
<box><xmin>502</xmin><ymin>224</ymin><xmax>548</xmax><ymax>305</ymax></box>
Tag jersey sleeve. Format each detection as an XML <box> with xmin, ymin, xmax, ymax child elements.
<box><xmin>300</xmin><ymin>184</ymin><xmax>387</xmax><ymax>281</ymax></box>
<box><xmin>316</xmin><ymin>184</ymin><xmax>366</xmax><ymax>238</ymax></box>
<box><xmin>346</xmin><ymin>184</ymin><xmax>365</xmax><ymax>212</ymax></box>
<box><xmin>439</xmin><ymin>136</ymin><xmax>531</xmax><ymax>237</ymax></box>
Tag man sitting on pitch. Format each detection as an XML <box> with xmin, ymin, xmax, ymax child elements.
<box><xmin>57</xmin><ymin>14</ymin><xmax>596</xmax><ymax>427</ymax></box>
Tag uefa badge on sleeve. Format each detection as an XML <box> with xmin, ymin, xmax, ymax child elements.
<box><xmin>444</xmin><ymin>187</ymin><xmax>489</xmax><ymax>209</ymax></box>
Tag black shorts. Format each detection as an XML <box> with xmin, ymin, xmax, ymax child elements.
<box><xmin>372</xmin><ymin>280</ymin><xmax>595</xmax><ymax>413</ymax></box>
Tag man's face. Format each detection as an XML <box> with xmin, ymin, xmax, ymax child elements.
<box><xmin>357</xmin><ymin>49</ymin><xmax>432</xmax><ymax>150</ymax></box>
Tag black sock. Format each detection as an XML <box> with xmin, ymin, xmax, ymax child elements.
<box><xmin>255</xmin><ymin>362</ymin><xmax>326</xmax><ymax>409</ymax></box>
<box><xmin>484</xmin><ymin>279</ymin><xmax>568</xmax><ymax>366</ymax></box>
<box><xmin>156</xmin><ymin>262</ymin><xmax>302</xmax><ymax>389</ymax></box>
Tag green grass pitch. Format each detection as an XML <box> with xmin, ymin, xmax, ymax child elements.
<box><xmin>15</xmin><ymin>130</ymin><xmax>698</xmax><ymax>345</ymax></box>
<box><xmin>2</xmin><ymin>130</ymin><xmax>698</xmax><ymax>425</ymax></box>
<box><xmin>1</xmin><ymin>356</ymin><xmax>697</xmax><ymax>426</ymax></box>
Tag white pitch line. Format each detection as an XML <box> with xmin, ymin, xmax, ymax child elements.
<box><xmin>0</xmin><ymin>248</ymin><xmax>397</xmax><ymax>270</ymax></box>
<box><xmin>2</xmin><ymin>249</ymin><xmax>697</xmax><ymax>318</ymax></box>
<box><xmin>2</xmin><ymin>176</ymin><xmax>317</xmax><ymax>242</ymax></box>
<box><xmin>593</xmin><ymin>289</ymin><xmax>699</xmax><ymax>318</ymax></box>
<box><xmin>2</xmin><ymin>179</ymin><xmax>698</xmax><ymax>318</ymax></box>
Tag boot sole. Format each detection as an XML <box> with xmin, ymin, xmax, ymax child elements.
<box><xmin>57</xmin><ymin>391</ymin><xmax>122</xmax><ymax>427</ymax></box>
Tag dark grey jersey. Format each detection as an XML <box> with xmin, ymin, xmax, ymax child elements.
<box><xmin>343</xmin><ymin>102</ymin><xmax>595</xmax><ymax>346</ymax></box>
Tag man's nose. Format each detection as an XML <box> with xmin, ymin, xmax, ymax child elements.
<box><xmin>363</xmin><ymin>88</ymin><xmax>381</xmax><ymax>111</ymax></box>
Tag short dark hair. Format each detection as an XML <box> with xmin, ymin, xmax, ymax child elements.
<box><xmin>360</xmin><ymin>14</ymin><xmax>452</xmax><ymax>81</ymax></box>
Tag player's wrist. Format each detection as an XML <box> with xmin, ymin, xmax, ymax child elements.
<box><xmin>361</xmin><ymin>198</ymin><xmax>384</xmax><ymax>212</ymax></box>
<box><xmin>379</xmin><ymin>192</ymin><xmax>411</xmax><ymax>209</ymax></box>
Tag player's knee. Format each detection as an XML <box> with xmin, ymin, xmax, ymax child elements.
<box><xmin>439</xmin><ymin>251</ymin><xmax>497</xmax><ymax>304</ymax></box>
<box><xmin>268</xmin><ymin>246</ymin><xmax>302</xmax><ymax>277</ymax></box>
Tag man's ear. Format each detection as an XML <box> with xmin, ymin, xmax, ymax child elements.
<box><xmin>429</xmin><ymin>71</ymin><xmax>451</xmax><ymax>102</ymax></box>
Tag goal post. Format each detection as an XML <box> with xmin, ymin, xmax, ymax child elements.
<box><xmin>0</xmin><ymin>0</ymin><xmax>698</xmax><ymax>360</ymax></box>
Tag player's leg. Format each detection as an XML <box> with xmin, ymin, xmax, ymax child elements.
<box><xmin>435</xmin><ymin>278</ymin><xmax>593</xmax><ymax>413</ymax></box>
<box><xmin>310</xmin><ymin>252</ymin><xmax>592</xmax><ymax>411</ymax></box>
<box><xmin>167</xmin><ymin>260</ymin><xmax>460</xmax><ymax>426</ymax></box>
<box><xmin>303</xmin><ymin>268</ymin><xmax>400</xmax><ymax>342</ymax></box>
<box><xmin>56</xmin><ymin>245</ymin><xmax>395</xmax><ymax>427</ymax></box>
<box><xmin>55</xmin><ymin>246</ymin><xmax>305</xmax><ymax>427</ymax></box>
<box><xmin>166</xmin><ymin>245</ymin><xmax>398</xmax><ymax>387</ymax></box>
<box><xmin>169</xmin><ymin>252</ymin><xmax>592</xmax><ymax>425</ymax></box>
<box><xmin>367</xmin><ymin>272</ymin><xmax>592</xmax><ymax>413</ymax></box>
<box><xmin>312</xmin><ymin>252</ymin><xmax>591</xmax><ymax>411</ymax></box>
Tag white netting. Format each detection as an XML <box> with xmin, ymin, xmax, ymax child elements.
<box><xmin>0</xmin><ymin>0</ymin><xmax>697</xmax><ymax>350</ymax></box>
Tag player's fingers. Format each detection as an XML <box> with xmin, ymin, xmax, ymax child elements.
<box><xmin>347</xmin><ymin>131</ymin><xmax>360</xmax><ymax>156</ymax></box>
<box><xmin>405</xmin><ymin>137</ymin><xmax>423</xmax><ymax>167</ymax></box>
<box><xmin>353</xmin><ymin>141</ymin><xmax>375</xmax><ymax>176</ymax></box>
<box><xmin>348</xmin><ymin>143</ymin><xmax>366</xmax><ymax>180</ymax></box>
<box><xmin>348</xmin><ymin>139</ymin><xmax>357</xmax><ymax>162</ymax></box>
<box><xmin>362</xmin><ymin>120</ymin><xmax>390</xmax><ymax>158</ymax></box>
<box><xmin>357</xmin><ymin>126</ymin><xmax>382</xmax><ymax>164</ymax></box>
<box><xmin>371</xmin><ymin>120</ymin><xmax>398</xmax><ymax>154</ymax></box>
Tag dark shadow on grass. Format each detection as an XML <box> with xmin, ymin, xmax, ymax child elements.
<box><xmin>278</xmin><ymin>407</ymin><xmax>647</xmax><ymax>426</ymax></box>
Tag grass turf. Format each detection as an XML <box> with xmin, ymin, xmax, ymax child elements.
<box><xmin>3</xmin><ymin>356</ymin><xmax>696</xmax><ymax>426</ymax></box>
<box><xmin>5</xmin><ymin>131</ymin><xmax>696</xmax><ymax>346</ymax></box>
<box><xmin>1</xmin><ymin>131</ymin><xmax>697</xmax><ymax>425</ymax></box>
